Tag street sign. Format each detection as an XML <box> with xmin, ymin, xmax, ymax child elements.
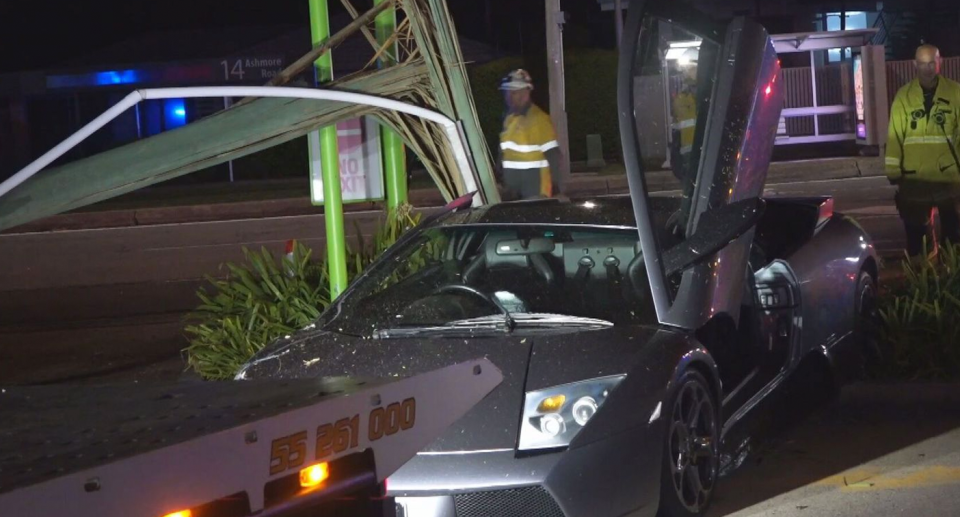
<box><xmin>218</xmin><ymin>55</ymin><xmax>286</xmax><ymax>83</ymax></box>
<box><xmin>310</xmin><ymin>116</ymin><xmax>385</xmax><ymax>205</ymax></box>
<box><xmin>44</xmin><ymin>55</ymin><xmax>287</xmax><ymax>91</ymax></box>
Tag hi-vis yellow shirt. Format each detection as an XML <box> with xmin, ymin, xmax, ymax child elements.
<box><xmin>672</xmin><ymin>90</ymin><xmax>697</xmax><ymax>155</ymax></box>
<box><xmin>886</xmin><ymin>77</ymin><xmax>960</xmax><ymax>188</ymax></box>
<box><xmin>501</xmin><ymin>104</ymin><xmax>559</xmax><ymax>196</ymax></box>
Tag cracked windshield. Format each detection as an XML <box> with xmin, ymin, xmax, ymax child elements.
<box><xmin>323</xmin><ymin>224</ymin><xmax>655</xmax><ymax>338</ymax></box>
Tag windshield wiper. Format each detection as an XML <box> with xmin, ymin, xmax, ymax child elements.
<box><xmin>509</xmin><ymin>313</ymin><xmax>614</xmax><ymax>329</ymax></box>
<box><xmin>372</xmin><ymin>315</ymin><xmax>511</xmax><ymax>339</ymax></box>
<box><xmin>372</xmin><ymin>314</ymin><xmax>613</xmax><ymax>339</ymax></box>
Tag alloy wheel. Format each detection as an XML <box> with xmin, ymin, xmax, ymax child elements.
<box><xmin>667</xmin><ymin>378</ymin><xmax>719</xmax><ymax>514</ymax></box>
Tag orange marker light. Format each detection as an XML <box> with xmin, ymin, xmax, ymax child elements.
<box><xmin>537</xmin><ymin>395</ymin><xmax>566</xmax><ymax>413</ymax></box>
<box><xmin>163</xmin><ymin>511</ymin><xmax>192</xmax><ymax>517</ymax></box>
<box><xmin>300</xmin><ymin>462</ymin><xmax>330</xmax><ymax>488</ymax></box>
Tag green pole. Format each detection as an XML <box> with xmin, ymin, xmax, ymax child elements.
<box><xmin>309</xmin><ymin>0</ymin><xmax>348</xmax><ymax>298</ymax></box>
<box><xmin>375</xmin><ymin>0</ymin><xmax>408</xmax><ymax>210</ymax></box>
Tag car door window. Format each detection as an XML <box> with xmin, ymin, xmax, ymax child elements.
<box><xmin>629</xmin><ymin>15</ymin><xmax>722</xmax><ymax>299</ymax></box>
<box><xmin>619</xmin><ymin>0</ymin><xmax>782</xmax><ymax>329</ymax></box>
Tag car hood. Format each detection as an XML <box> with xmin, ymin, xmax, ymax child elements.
<box><xmin>237</xmin><ymin>325</ymin><xmax>660</xmax><ymax>452</ymax></box>
<box><xmin>237</xmin><ymin>329</ymin><xmax>532</xmax><ymax>452</ymax></box>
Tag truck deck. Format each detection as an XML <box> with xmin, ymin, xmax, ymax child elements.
<box><xmin>1</xmin><ymin>377</ymin><xmax>371</xmax><ymax>493</ymax></box>
<box><xmin>0</xmin><ymin>359</ymin><xmax>502</xmax><ymax>517</ymax></box>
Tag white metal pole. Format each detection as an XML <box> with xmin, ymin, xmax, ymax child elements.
<box><xmin>0</xmin><ymin>91</ymin><xmax>145</xmax><ymax>199</ymax></box>
<box><xmin>224</xmin><ymin>97</ymin><xmax>235</xmax><ymax>183</ymax></box>
<box><xmin>810</xmin><ymin>50</ymin><xmax>820</xmax><ymax>137</ymax></box>
<box><xmin>135</xmin><ymin>103</ymin><xmax>142</xmax><ymax>140</ymax></box>
<box><xmin>0</xmin><ymin>86</ymin><xmax>483</xmax><ymax>206</ymax></box>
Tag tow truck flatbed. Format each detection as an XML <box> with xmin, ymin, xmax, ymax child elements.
<box><xmin>0</xmin><ymin>358</ymin><xmax>501</xmax><ymax>517</ymax></box>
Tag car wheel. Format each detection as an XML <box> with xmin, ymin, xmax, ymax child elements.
<box><xmin>657</xmin><ymin>369</ymin><xmax>719</xmax><ymax>517</ymax></box>
<box><xmin>855</xmin><ymin>270</ymin><xmax>883</xmax><ymax>371</ymax></box>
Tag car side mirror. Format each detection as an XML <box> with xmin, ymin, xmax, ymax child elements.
<box><xmin>662</xmin><ymin>197</ymin><xmax>765</xmax><ymax>276</ymax></box>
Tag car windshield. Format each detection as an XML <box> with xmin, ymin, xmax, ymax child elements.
<box><xmin>322</xmin><ymin>224</ymin><xmax>656</xmax><ymax>338</ymax></box>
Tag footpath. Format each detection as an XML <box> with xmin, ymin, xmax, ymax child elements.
<box><xmin>2</xmin><ymin>156</ymin><xmax>885</xmax><ymax>234</ymax></box>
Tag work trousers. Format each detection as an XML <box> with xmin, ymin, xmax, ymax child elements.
<box><xmin>896</xmin><ymin>190</ymin><xmax>960</xmax><ymax>257</ymax></box>
<box><xmin>503</xmin><ymin>168</ymin><xmax>551</xmax><ymax>200</ymax></box>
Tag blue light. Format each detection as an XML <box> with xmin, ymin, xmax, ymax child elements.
<box><xmin>47</xmin><ymin>69</ymin><xmax>143</xmax><ymax>89</ymax></box>
<box><xmin>164</xmin><ymin>99</ymin><xmax>187</xmax><ymax>129</ymax></box>
<box><xmin>93</xmin><ymin>69</ymin><xmax>141</xmax><ymax>86</ymax></box>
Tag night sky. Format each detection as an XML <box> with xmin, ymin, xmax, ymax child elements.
<box><xmin>0</xmin><ymin>0</ymin><xmax>616</xmax><ymax>74</ymax></box>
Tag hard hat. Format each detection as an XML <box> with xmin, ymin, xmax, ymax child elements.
<box><xmin>677</xmin><ymin>48</ymin><xmax>699</xmax><ymax>66</ymax></box>
<box><xmin>499</xmin><ymin>69</ymin><xmax>534</xmax><ymax>91</ymax></box>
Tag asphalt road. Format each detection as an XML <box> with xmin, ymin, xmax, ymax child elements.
<box><xmin>0</xmin><ymin>174</ymin><xmax>904</xmax><ymax>384</ymax></box>
<box><xmin>707</xmin><ymin>381</ymin><xmax>960</xmax><ymax>517</ymax></box>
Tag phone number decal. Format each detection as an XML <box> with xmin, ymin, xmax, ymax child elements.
<box><xmin>269</xmin><ymin>397</ymin><xmax>417</xmax><ymax>476</ymax></box>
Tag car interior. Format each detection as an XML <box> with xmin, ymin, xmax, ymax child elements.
<box><xmin>454</xmin><ymin>227</ymin><xmax>657</xmax><ymax>325</ymax></box>
<box><xmin>367</xmin><ymin>196</ymin><xmax>819</xmax><ymax>381</ymax></box>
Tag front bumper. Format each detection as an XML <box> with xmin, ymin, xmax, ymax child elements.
<box><xmin>396</xmin><ymin>486</ymin><xmax>564</xmax><ymax>517</ymax></box>
<box><xmin>387</xmin><ymin>426</ymin><xmax>662</xmax><ymax>517</ymax></box>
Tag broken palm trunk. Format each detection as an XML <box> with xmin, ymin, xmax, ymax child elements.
<box><xmin>0</xmin><ymin>0</ymin><xmax>499</xmax><ymax>233</ymax></box>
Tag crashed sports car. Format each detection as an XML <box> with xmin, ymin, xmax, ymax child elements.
<box><xmin>236</xmin><ymin>1</ymin><xmax>879</xmax><ymax>516</ymax></box>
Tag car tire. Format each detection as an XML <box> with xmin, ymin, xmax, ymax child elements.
<box><xmin>656</xmin><ymin>369</ymin><xmax>720</xmax><ymax>517</ymax></box>
<box><xmin>855</xmin><ymin>269</ymin><xmax>883</xmax><ymax>372</ymax></box>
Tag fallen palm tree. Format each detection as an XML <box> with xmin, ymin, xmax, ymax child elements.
<box><xmin>0</xmin><ymin>0</ymin><xmax>499</xmax><ymax>233</ymax></box>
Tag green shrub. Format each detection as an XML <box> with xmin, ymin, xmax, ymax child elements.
<box><xmin>184</xmin><ymin>205</ymin><xmax>424</xmax><ymax>380</ymax></box>
<box><xmin>876</xmin><ymin>239</ymin><xmax>960</xmax><ymax>380</ymax></box>
<box><xmin>183</xmin><ymin>242</ymin><xmax>331</xmax><ymax>380</ymax></box>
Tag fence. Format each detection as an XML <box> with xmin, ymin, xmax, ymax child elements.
<box><xmin>779</xmin><ymin>64</ymin><xmax>853</xmax><ymax>139</ymax></box>
<box><xmin>886</xmin><ymin>56</ymin><xmax>960</xmax><ymax>105</ymax></box>
<box><xmin>777</xmin><ymin>56</ymin><xmax>960</xmax><ymax>142</ymax></box>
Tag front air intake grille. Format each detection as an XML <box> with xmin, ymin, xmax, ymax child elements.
<box><xmin>453</xmin><ymin>486</ymin><xmax>565</xmax><ymax>517</ymax></box>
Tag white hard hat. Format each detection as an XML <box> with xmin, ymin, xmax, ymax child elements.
<box><xmin>678</xmin><ymin>48</ymin><xmax>699</xmax><ymax>66</ymax></box>
<box><xmin>499</xmin><ymin>69</ymin><xmax>534</xmax><ymax>91</ymax></box>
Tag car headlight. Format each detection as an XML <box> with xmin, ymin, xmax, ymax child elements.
<box><xmin>518</xmin><ymin>374</ymin><xmax>626</xmax><ymax>451</ymax></box>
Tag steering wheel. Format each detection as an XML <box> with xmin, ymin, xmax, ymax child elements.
<box><xmin>435</xmin><ymin>284</ymin><xmax>512</xmax><ymax>319</ymax></box>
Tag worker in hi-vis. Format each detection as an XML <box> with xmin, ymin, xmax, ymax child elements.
<box><xmin>498</xmin><ymin>69</ymin><xmax>564</xmax><ymax>200</ymax></box>
<box><xmin>885</xmin><ymin>44</ymin><xmax>960</xmax><ymax>257</ymax></box>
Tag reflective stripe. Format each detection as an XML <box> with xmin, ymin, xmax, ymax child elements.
<box><xmin>503</xmin><ymin>160</ymin><xmax>549</xmax><ymax>169</ymax></box>
<box><xmin>885</xmin><ymin>157</ymin><xmax>901</xmax><ymax>166</ymax></box>
<box><xmin>904</xmin><ymin>136</ymin><xmax>950</xmax><ymax>145</ymax></box>
<box><xmin>673</xmin><ymin>119</ymin><xmax>696</xmax><ymax>130</ymax></box>
<box><xmin>680</xmin><ymin>145</ymin><xmax>693</xmax><ymax>154</ymax></box>
<box><xmin>501</xmin><ymin>140</ymin><xmax>559</xmax><ymax>153</ymax></box>
<box><xmin>540</xmin><ymin>140</ymin><xmax>560</xmax><ymax>151</ymax></box>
